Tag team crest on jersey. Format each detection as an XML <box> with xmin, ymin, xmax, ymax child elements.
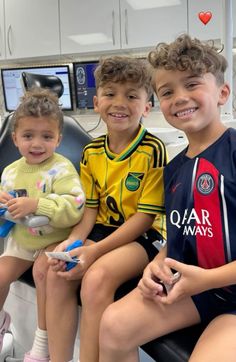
<box><xmin>125</xmin><ymin>172</ymin><xmax>144</xmax><ymax>191</ymax></box>
<box><xmin>196</xmin><ymin>173</ymin><xmax>215</xmax><ymax>195</ymax></box>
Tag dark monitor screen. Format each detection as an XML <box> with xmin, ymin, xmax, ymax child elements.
<box><xmin>73</xmin><ymin>61</ymin><xmax>98</xmax><ymax>109</ymax></box>
<box><xmin>1</xmin><ymin>65</ymin><xmax>73</xmax><ymax>112</ymax></box>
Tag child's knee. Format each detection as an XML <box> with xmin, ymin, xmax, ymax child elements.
<box><xmin>81</xmin><ymin>267</ymin><xmax>110</xmax><ymax>305</ymax></box>
<box><xmin>99</xmin><ymin>305</ymin><xmax>127</xmax><ymax>350</ymax></box>
<box><xmin>32</xmin><ymin>256</ymin><xmax>49</xmax><ymax>285</ymax></box>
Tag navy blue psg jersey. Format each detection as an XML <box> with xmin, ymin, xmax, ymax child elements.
<box><xmin>164</xmin><ymin>128</ymin><xmax>236</xmax><ymax>300</ymax></box>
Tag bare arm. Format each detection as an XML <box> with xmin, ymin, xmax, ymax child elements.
<box><xmin>86</xmin><ymin>212</ymin><xmax>155</xmax><ymax>259</ymax></box>
<box><xmin>68</xmin><ymin>206</ymin><xmax>98</xmax><ymax>243</ymax></box>
<box><xmin>57</xmin><ymin>212</ymin><xmax>155</xmax><ymax>280</ymax></box>
<box><xmin>50</xmin><ymin>206</ymin><xmax>98</xmax><ymax>253</ymax></box>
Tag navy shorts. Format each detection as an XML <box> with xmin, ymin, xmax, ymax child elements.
<box><xmin>88</xmin><ymin>223</ymin><xmax>162</xmax><ymax>261</ymax></box>
<box><xmin>192</xmin><ymin>289</ymin><xmax>236</xmax><ymax>324</ymax></box>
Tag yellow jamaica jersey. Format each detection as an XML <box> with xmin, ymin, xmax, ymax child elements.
<box><xmin>80</xmin><ymin>125</ymin><xmax>168</xmax><ymax>237</ymax></box>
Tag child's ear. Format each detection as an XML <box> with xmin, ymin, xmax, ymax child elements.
<box><xmin>93</xmin><ymin>95</ymin><xmax>99</xmax><ymax>113</ymax></box>
<box><xmin>218</xmin><ymin>83</ymin><xmax>230</xmax><ymax>106</ymax></box>
<box><xmin>57</xmin><ymin>134</ymin><xmax>62</xmax><ymax>146</ymax></box>
<box><xmin>11</xmin><ymin>132</ymin><xmax>18</xmax><ymax>147</ymax></box>
<box><xmin>142</xmin><ymin>101</ymin><xmax>152</xmax><ymax>118</ymax></box>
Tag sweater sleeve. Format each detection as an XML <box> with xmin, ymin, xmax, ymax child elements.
<box><xmin>36</xmin><ymin>170</ymin><xmax>85</xmax><ymax>228</ymax></box>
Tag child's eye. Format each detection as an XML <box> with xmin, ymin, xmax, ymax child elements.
<box><xmin>128</xmin><ymin>94</ymin><xmax>137</xmax><ymax>100</ymax></box>
<box><xmin>23</xmin><ymin>134</ymin><xmax>32</xmax><ymax>139</ymax></box>
<box><xmin>105</xmin><ymin>92</ymin><xmax>114</xmax><ymax>97</ymax></box>
<box><xmin>159</xmin><ymin>90</ymin><xmax>172</xmax><ymax>98</ymax></box>
<box><xmin>43</xmin><ymin>135</ymin><xmax>53</xmax><ymax>140</ymax></box>
<box><xmin>186</xmin><ymin>82</ymin><xmax>198</xmax><ymax>89</ymax></box>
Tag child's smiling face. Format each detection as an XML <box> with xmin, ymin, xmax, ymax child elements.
<box><xmin>93</xmin><ymin>81</ymin><xmax>151</xmax><ymax>135</ymax></box>
<box><xmin>154</xmin><ymin>68</ymin><xmax>230</xmax><ymax>135</ymax></box>
<box><xmin>12</xmin><ymin>116</ymin><xmax>62</xmax><ymax>164</ymax></box>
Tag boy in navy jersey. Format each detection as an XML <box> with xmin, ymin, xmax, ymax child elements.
<box><xmin>99</xmin><ymin>35</ymin><xmax>236</xmax><ymax>362</ymax></box>
<box><xmin>45</xmin><ymin>56</ymin><xmax>167</xmax><ymax>362</ymax></box>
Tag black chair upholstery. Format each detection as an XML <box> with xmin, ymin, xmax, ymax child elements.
<box><xmin>0</xmin><ymin>113</ymin><xmax>21</xmax><ymax>175</ymax></box>
<box><xmin>141</xmin><ymin>325</ymin><xmax>203</xmax><ymax>362</ymax></box>
<box><xmin>57</xmin><ymin>115</ymin><xmax>91</xmax><ymax>171</ymax></box>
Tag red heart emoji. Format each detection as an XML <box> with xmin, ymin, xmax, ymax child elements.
<box><xmin>198</xmin><ymin>11</ymin><xmax>212</xmax><ymax>25</ymax></box>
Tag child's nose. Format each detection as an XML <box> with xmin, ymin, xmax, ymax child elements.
<box><xmin>174</xmin><ymin>91</ymin><xmax>189</xmax><ymax>105</ymax></box>
<box><xmin>32</xmin><ymin>138</ymin><xmax>42</xmax><ymax>147</ymax></box>
<box><xmin>113</xmin><ymin>95</ymin><xmax>126</xmax><ymax>107</ymax></box>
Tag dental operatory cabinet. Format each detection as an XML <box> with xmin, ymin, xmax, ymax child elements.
<box><xmin>0</xmin><ymin>0</ymin><xmax>236</xmax><ymax>148</ymax></box>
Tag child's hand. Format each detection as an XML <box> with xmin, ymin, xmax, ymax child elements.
<box><xmin>54</xmin><ymin>239</ymin><xmax>74</xmax><ymax>252</ymax></box>
<box><xmin>6</xmin><ymin>197</ymin><xmax>38</xmax><ymax>218</ymax></box>
<box><xmin>138</xmin><ymin>259</ymin><xmax>172</xmax><ymax>300</ymax></box>
<box><xmin>56</xmin><ymin>243</ymin><xmax>98</xmax><ymax>280</ymax></box>
<box><xmin>48</xmin><ymin>239</ymin><xmax>74</xmax><ymax>272</ymax></box>
<box><xmin>154</xmin><ymin>258</ymin><xmax>207</xmax><ymax>305</ymax></box>
<box><xmin>0</xmin><ymin>191</ymin><xmax>13</xmax><ymax>205</ymax></box>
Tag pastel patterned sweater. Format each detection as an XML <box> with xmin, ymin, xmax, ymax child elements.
<box><xmin>0</xmin><ymin>153</ymin><xmax>85</xmax><ymax>250</ymax></box>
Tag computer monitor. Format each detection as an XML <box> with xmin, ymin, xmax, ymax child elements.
<box><xmin>73</xmin><ymin>59</ymin><xmax>154</xmax><ymax>110</ymax></box>
<box><xmin>73</xmin><ymin>61</ymin><xmax>98</xmax><ymax>110</ymax></box>
<box><xmin>1</xmin><ymin>65</ymin><xmax>73</xmax><ymax>112</ymax></box>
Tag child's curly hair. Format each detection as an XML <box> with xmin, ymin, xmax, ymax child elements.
<box><xmin>94</xmin><ymin>56</ymin><xmax>153</xmax><ymax>99</ymax></box>
<box><xmin>12</xmin><ymin>88</ymin><xmax>64</xmax><ymax>132</ymax></box>
<box><xmin>148</xmin><ymin>34</ymin><xmax>228</xmax><ymax>90</ymax></box>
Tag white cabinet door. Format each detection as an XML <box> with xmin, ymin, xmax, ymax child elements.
<box><xmin>120</xmin><ymin>0</ymin><xmax>188</xmax><ymax>50</ymax></box>
<box><xmin>60</xmin><ymin>0</ymin><xmax>121</xmax><ymax>54</ymax></box>
<box><xmin>0</xmin><ymin>0</ymin><xmax>5</xmax><ymax>60</ymax></box>
<box><xmin>5</xmin><ymin>0</ymin><xmax>60</xmax><ymax>59</ymax></box>
<box><xmin>188</xmin><ymin>0</ymin><xmax>236</xmax><ymax>41</ymax></box>
<box><xmin>188</xmin><ymin>0</ymin><xmax>222</xmax><ymax>41</ymax></box>
<box><xmin>232</xmin><ymin>0</ymin><xmax>236</xmax><ymax>38</ymax></box>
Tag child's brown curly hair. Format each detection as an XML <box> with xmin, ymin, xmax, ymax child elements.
<box><xmin>94</xmin><ymin>56</ymin><xmax>153</xmax><ymax>99</ymax></box>
<box><xmin>148</xmin><ymin>34</ymin><xmax>228</xmax><ymax>91</ymax></box>
<box><xmin>12</xmin><ymin>88</ymin><xmax>64</xmax><ymax>132</ymax></box>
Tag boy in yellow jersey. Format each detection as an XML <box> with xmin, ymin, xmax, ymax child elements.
<box><xmin>47</xmin><ymin>56</ymin><xmax>168</xmax><ymax>362</ymax></box>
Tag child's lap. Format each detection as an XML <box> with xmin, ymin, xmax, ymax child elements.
<box><xmin>80</xmin><ymin>224</ymin><xmax>160</xmax><ymax>294</ymax></box>
<box><xmin>102</xmin><ymin>287</ymin><xmax>200</xmax><ymax>344</ymax></box>
<box><xmin>88</xmin><ymin>223</ymin><xmax>162</xmax><ymax>261</ymax></box>
<box><xmin>3</xmin><ymin>235</ymin><xmax>60</xmax><ymax>262</ymax></box>
<box><xmin>86</xmin><ymin>241</ymin><xmax>148</xmax><ymax>284</ymax></box>
<box><xmin>2</xmin><ymin>235</ymin><xmax>36</xmax><ymax>261</ymax></box>
<box><xmin>192</xmin><ymin>289</ymin><xmax>236</xmax><ymax>324</ymax></box>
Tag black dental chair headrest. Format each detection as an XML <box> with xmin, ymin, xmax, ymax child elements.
<box><xmin>21</xmin><ymin>72</ymin><xmax>64</xmax><ymax>98</ymax></box>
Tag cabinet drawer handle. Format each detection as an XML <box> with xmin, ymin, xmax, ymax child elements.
<box><xmin>7</xmin><ymin>25</ymin><xmax>12</xmax><ymax>56</ymax></box>
<box><xmin>125</xmin><ymin>8</ymin><xmax>128</xmax><ymax>45</ymax></box>
<box><xmin>112</xmin><ymin>10</ymin><xmax>115</xmax><ymax>45</ymax></box>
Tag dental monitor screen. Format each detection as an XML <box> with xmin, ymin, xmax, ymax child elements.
<box><xmin>1</xmin><ymin>65</ymin><xmax>73</xmax><ymax>112</ymax></box>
